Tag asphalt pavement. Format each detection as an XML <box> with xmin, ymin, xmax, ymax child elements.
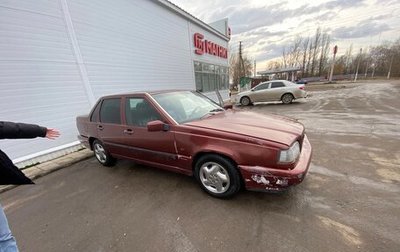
<box><xmin>1</xmin><ymin>80</ymin><xmax>399</xmax><ymax>252</ymax></box>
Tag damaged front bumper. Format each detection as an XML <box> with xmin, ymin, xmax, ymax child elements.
<box><xmin>239</xmin><ymin>135</ymin><xmax>312</xmax><ymax>192</ymax></box>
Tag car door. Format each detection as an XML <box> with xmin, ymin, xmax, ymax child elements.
<box><xmin>269</xmin><ymin>81</ymin><xmax>287</xmax><ymax>101</ymax></box>
<box><xmin>120</xmin><ymin>96</ymin><xmax>178</xmax><ymax>168</ymax></box>
<box><xmin>97</xmin><ymin>97</ymin><xmax>126</xmax><ymax>155</ymax></box>
<box><xmin>250</xmin><ymin>82</ymin><xmax>270</xmax><ymax>102</ymax></box>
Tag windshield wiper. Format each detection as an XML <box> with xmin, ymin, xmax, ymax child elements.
<box><xmin>200</xmin><ymin>108</ymin><xmax>224</xmax><ymax>119</ymax></box>
<box><xmin>209</xmin><ymin>108</ymin><xmax>224</xmax><ymax>112</ymax></box>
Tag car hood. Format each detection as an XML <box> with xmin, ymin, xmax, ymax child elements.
<box><xmin>184</xmin><ymin>110</ymin><xmax>304</xmax><ymax>146</ymax></box>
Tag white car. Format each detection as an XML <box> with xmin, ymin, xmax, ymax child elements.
<box><xmin>236</xmin><ymin>80</ymin><xmax>307</xmax><ymax>106</ymax></box>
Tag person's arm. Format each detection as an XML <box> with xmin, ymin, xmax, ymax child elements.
<box><xmin>0</xmin><ymin>121</ymin><xmax>55</xmax><ymax>139</ymax></box>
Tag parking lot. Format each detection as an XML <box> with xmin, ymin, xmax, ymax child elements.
<box><xmin>2</xmin><ymin>80</ymin><xmax>400</xmax><ymax>252</ymax></box>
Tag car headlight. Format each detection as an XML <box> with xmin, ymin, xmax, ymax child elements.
<box><xmin>278</xmin><ymin>141</ymin><xmax>300</xmax><ymax>164</ymax></box>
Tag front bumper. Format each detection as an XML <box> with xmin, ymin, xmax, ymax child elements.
<box><xmin>239</xmin><ymin>134</ymin><xmax>312</xmax><ymax>192</ymax></box>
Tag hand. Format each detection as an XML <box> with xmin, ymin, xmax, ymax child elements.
<box><xmin>46</xmin><ymin>128</ymin><xmax>60</xmax><ymax>140</ymax></box>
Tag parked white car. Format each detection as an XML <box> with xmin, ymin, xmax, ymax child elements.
<box><xmin>236</xmin><ymin>80</ymin><xmax>307</xmax><ymax>106</ymax></box>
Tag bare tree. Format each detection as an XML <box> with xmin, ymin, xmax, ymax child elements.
<box><xmin>282</xmin><ymin>37</ymin><xmax>303</xmax><ymax>69</ymax></box>
<box><xmin>301</xmin><ymin>37</ymin><xmax>310</xmax><ymax>78</ymax></box>
<box><xmin>318</xmin><ymin>32</ymin><xmax>330</xmax><ymax>77</ymax></box>
<box><xmin>310</xmin><ymin>28</ymin><xmax>322</xmax><ymax>76</ymax></box>
<box><xmin>229</xmin><ymin>49</ymin><xmax>253</xmax><ymax>87</ymax></box>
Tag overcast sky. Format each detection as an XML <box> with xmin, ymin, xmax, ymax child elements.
<box><xmin>171</xmin><ymin>0</ymin><xmax>400</xmax><ymax>71</ymax></box>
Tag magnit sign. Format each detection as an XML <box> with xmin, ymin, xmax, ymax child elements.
<box><xmin>193</xmin><ymin>33</ymin><xmax>228</xmax><ymax>59</ymax></box>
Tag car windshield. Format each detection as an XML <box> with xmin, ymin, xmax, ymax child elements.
<box><xmin>152</xmin><ymin>91</ymin><xmax>223</xmax><ymax>124</ymax></box>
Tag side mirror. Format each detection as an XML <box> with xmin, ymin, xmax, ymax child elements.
<box><xmin>251</xmin><ymin>89</ymin><xmax>255</xmax><ymax>92</ymax></box>
<box><xmin>223</xmin><ymin>104</ymin><xmax>233</xmax><ymax>110</ymax></box>
<box><xmin>147</xmin><ymin>120</ymin><xmax>169</xmax><ymax>132</ymax></box>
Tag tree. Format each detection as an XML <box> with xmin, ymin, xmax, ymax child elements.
<box><xmin>229</xmin><ymin>46</ymin><xmax>253</xmax><ymax>87</ymax></box>
<box><xmin>318</xmin><ymin>33</ymin><xmax>331</xmax><ymax>77</ymax></box>
<box><xmin>282</xmin><ymin>36</ymin><xmax>303</xmax><ymax>68</ymax></box>
<box><xmin>301</xmin><ymin>37</ymin><xmax>310</xmax><ymax>78</ymax></box>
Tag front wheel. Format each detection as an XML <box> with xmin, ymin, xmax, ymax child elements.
<box><xmin>92</xmin><ymin>140</ymin><xmax>116</xmax><ymax>166</ymax></box>
<box><xmin>281</xmin><ymin>93</ymin><xmax>294</xmax><ymax>104</ymax></box>
<box><xmin>240</xmin><ymin>96</ymin><xmax>251</xmax><ymax>106</ymax></box>
<box><xmin>194</xmin><ymin>154</ymin><xmax>241</xmax><ymax>198</ymax></box>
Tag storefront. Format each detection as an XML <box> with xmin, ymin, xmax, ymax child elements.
<box><xmin>0</xmin><ymin>0</ymin><xmax>230</xmax><ymax>166</ymax></box>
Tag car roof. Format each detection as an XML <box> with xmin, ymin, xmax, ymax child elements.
<box><xmin>99</xmin><ymin>89</ymin><xmax>192</xmax><ymax>99</ymax></box>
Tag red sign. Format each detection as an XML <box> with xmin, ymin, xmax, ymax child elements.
<box><xmin>194</xmin><ymin>33</ymin><xmax>228</xmax><ymax>59</ymax></box>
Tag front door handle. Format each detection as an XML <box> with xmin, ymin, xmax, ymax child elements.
<box><xmin>123</xmin><ymin>129</ymin><xmax>134</xmax><ymax>135</ymax></box>
<box><xmin>97</xmin><ymin>125</ymin><xmax>104</xmax><ymax>130</ymax></box>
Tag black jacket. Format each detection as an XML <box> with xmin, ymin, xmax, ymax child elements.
<box><xmin>0</xmin><ymin>121</ymin><xmax>47</xmax><ymax>185</ymax></box>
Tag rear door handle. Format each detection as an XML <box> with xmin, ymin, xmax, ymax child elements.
<box><xmin>123</xmin><ymin>129</ymin><xmax>134</xmax><ymax>135</ymax></box>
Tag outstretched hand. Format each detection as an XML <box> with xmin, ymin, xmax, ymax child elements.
<box><xmin>46</xmin><ymin>128</ymin><xmax>60</xmax><ymax>139</ymax></box>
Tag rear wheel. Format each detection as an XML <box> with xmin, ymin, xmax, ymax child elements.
<box><xmin>240</xmin><ymin>96</ymin><xmax>251</xmax><ymax>106</ymax></box>
<box><xmin>92</xmin><ymin>140</ymin><xmax>116</xmax><ymax>166</ymax></box>
<box><xmin>281</xmin><ymin>93</ymin><xmax>294</xmax><ymax>104</ymax></box>
<box><xmin>194</xmin><ymin>154</ymin><xmax>241</xmax><ymax>198</ymax></box>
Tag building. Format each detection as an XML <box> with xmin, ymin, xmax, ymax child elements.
<box><xmin>0</xmin><ymin>0</ymin><xmax>230</xmax><ymax>167</ymax></box>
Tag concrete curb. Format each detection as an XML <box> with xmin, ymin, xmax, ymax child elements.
<box><xmin>0</xmin><ymin>149</ymin><xmax>93</xmax><ymax>194</ymax></box>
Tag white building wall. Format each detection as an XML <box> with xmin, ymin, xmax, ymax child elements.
<box><xmin>0</xmin><ymin>0</ymin><xmax>228</xmax><ymax>165</ymax></box>
<box><xmin>0</xmin><ymin>0</ymin><xmax>92</xmax><ymax>162</ymax></box>
<box><xmin>68</xmin><ymin>0</ymin><xmax>194</xmax><ymax>98</ymax></box>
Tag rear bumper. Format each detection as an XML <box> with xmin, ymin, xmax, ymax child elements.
<box><xmin>239</xmin><ymin>134</ymin><xmax>312</xmax><ymax>192</ymax></box>
<box><xmin>78</xmin><ymin>135</ymin><xmax>91</xmax><ymax>149</ymax></box>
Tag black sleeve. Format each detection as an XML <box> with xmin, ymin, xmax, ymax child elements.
<box><xmin>0</xmin><ymin>121</ymin><xmax>47</xmax><ymax>140</ymax></box>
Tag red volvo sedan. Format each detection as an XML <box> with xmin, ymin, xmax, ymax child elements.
<box><xmin>76</xmin><ymin>90</ymin><xmax>312</xmax><ymax>198</ymax></box>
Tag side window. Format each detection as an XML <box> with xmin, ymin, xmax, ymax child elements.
<box><xmin>271</xmin><ymin>82</ymin><xmax>285</xmax><ymax>88</ymax></box>
<box><xmin>254</xmin><ymin>83</ymin><xmax>269</xmax><ymax>91</ymax></box>
<box><xmin>100</xmin><ymin>98</ymin><xmax>121</xmax><ymax>124</ymax></box>
<box><xmin>125</xmin><ymin>98</ymin><xmax>162</xmax><ymax>127</ymax></box>
<box><xmin>90</xmin><ymin>102</ymin><xmax>101</xmax><ymax>122</ymax></box>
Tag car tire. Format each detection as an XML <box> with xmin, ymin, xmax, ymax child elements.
<box><xmin>194</xmin><ymin>154</ymin><xmax>241</xmax><ymax>198</ymax></box>
<box><xmin>281</xmin><ymin>93</ymin><xmax>294</xmax><ymax>104</ymax></box>
<box><xmin>240</xmin><ymin>96</ymin><xmax>251</xmax><ymax>106</ymax></box>
<box><xmin>92</xmin><ymin>139</ymin><xmax>116</xmax><ymax>166</ymax></box>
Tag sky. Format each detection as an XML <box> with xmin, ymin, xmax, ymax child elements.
<box><xmin>171</xmin><ymin>0</ymin><xmax>400</xmax><ymax>72</ymax></box>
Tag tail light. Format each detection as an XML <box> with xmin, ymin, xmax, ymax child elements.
<box><xmin>299</xmin><ymin>86</ymin><xmax>305</xmax><ymax>90</ymax></box>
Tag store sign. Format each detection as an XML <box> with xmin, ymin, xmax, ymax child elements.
<box><xmin>194</xmin><ymin>33</ymin><xmax>228</xmax><ymax>59</ymax></box>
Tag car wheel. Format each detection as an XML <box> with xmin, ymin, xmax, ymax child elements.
<box><xmin>194</xmin><ymin>154</ymin><xmax>241</xmax><ymax>198</ymax></box>
<box><xmin>281</xmin><ymin>93</ymin><xmax>294</xmax><ymax>104</ymax></box>
<box><xmin>240</xmin><ymin>96</ymin><xmax>251</xmax><ymax>106</ymax></box>
<box><xmin>92</xmin><ymin>140</ymin><xmax>116</xmax><ymax>166</ymax></box>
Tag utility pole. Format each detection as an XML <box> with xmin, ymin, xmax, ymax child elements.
<box><xmin>329</xmin><ymin>45</ymin><xmax>338</xmax><ymax>82</ymax></box>
<box><xmin>387</xmin><ymin>54</ymin><xmax>394</xmax><ymax>79</ymax></box>
<box><xmin>239</xmin><ymin>41</ymin><xmax>245</xmax><ymax>77</ymax></box>
<box><xmin>354</xmin><ymin>48</ymin><xmax>362</xmax><ymax>82</ymax></box>
<box><xmin>254</xmin><ymin>60</ymin><xmax>256</xmax><ymax>77</ymax></box>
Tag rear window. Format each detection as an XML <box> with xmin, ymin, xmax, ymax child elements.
<box><xmin>100</xmin><ymin>98</ymin><xmax>121</xmax><ymax>124</ymax></box>
<box><xmin>271</xmin><ymin>82</ymin><xmax>285</xmax><ymax>88</ymax></box>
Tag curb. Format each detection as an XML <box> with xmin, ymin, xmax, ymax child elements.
<box><xmin>0</xmin><ymin>149</ymin><xmax>93</xmax><ymax>194</ymax></box>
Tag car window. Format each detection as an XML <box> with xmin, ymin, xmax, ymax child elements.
<box><xmin>125</xmin><ymin>98</ymin><xmax>162</xmax><ymax>127</ymax></box>
<box><xmin>90</xmin><ymin>101</ymin><xmax>101</xmax><ymax>122</ymax></box>
<box><xmin>153</xmin><ymin>91</ymin><xmax>221</xmax><ymax>124</ymax></box>
<box><xmin>271</xmin><ymin>82</ymin><xmax>285</xmax><ymax>88</ymax></box>
<box><xmin>254</xmin><ymin>83</ymin><xmax>269</xmax><ymax>91</ymax></box>
<box><xmin>100</xmin><ymin>98</ymin><xmax>121</xmax><ymax>124</ymax></box>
